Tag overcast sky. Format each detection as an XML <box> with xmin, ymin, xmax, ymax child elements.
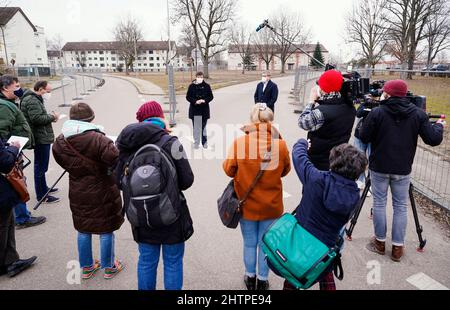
<box><xmin>10</xmin><ymin>0</ymin><xmax>356</xmax><ymax>60</ymax></box>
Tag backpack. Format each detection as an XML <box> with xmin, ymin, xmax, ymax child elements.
<box><xmin>261</xmin><ymin>213</ymin><xmax>344</xmax><ymax>290</ymax></box>
<box><xmin>121</xmin><ymin>135</ymin><xmax>181</xmax><ymax>229</ymax></box>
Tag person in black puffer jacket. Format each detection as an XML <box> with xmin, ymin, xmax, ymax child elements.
<box><xmin>298</xmin><ymin>70</ymin><xmax>356</xmax><ymax>171</ymax></box>
<box><xmin>116</xmin><ymin>101</ymin><xmax>194</xmax><ymax>291</ymax></box>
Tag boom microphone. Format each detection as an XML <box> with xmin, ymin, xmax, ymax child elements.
<box><xmin>256</xmin><ymin>20</ymin><xmax>269</xmax><ymax>32</ymax></box>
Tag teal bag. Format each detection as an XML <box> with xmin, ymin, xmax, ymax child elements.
<box><xmin>261</xmin><ymin>213</ymin><xmax>343</xmax><ymax>289</ymax></box>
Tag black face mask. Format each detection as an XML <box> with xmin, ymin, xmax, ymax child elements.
<box><xmin>14</xmin><ymin>88</ymin><xmax>24</xmax><ymax>98</ymax></box>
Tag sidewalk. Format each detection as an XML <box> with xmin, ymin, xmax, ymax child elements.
<box><xmin>105</xmin><ymin>74</ymin><xmax>164</xmax><ymax>96</ymax></box>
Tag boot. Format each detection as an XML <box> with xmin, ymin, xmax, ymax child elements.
<box><xmin>257</xmin><ymin>279</ymin><xmax>270</xmax><ymax>290</ymax></box>
<box><xmin>391</xmin><ymin>245</ymin><xmax>404</xmax><ymax>262</ymax></box>
<box><xmin>244</xmin><ymin>275</ymin><xmax>256</xmax><ymax>290</ymax></box>
<box><xmin>366</xmin><ymin>237</ymin><xmax>385</xmax><ymax>255</ymax></box>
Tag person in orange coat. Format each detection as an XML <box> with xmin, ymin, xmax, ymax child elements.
<box><xmin>223</xmin><ymin>103</ymin><xmax>291</xmax><ymax>291</ymax></box>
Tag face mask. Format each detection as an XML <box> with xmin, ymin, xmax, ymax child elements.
<box><xmin>14</xmin><ymin>88</ymin><xmax>24</xmax><ymax>98</ymax></box>
<box><xmin>42</xmin><ymin>92</ymin><xmax>52</xmax><ymax>101</ymax></box>
<box><xmin>196</xmin><ymin>78</ymin><xmax>203</xmax><ymax>84</ymax></box>
<box><xmin>380</xmin><ymin>93</ymin><xmax>387</xmax><ymax>101</ymax></box>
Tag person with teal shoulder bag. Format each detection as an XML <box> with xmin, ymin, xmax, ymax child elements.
<box><xmin>262</xmin><ymin>139</ymin><xmax>367</xmax><ymax>290</ymax></box>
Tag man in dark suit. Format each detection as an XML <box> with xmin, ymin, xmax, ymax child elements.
<box><xmin>254</xmin><ymin>71</ymin><xmax>279</xmax><ymax>114</ymax></box>
<box><xmin>186</xmin><ymin>72</ymin><xmax>214</xmax><ymax>149</ymax></box>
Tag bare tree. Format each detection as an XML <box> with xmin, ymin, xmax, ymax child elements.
<box><xmin>424</xmin><ymin>0</ymin><xmax>450</xmax><ymax>67</ymax></box>
<box><xmin>229</xmin><ymin>22</ymin><xmax>253</xmax><ymax>74</ymax></box>
<box><xmin>113</xmin><ymin>16</ymin><xmax>143</xmax><ymax>75</ymax></box>
<box><xmin>47</xmin><ymin>34</ymin><xmax>65</xmax><ymax>57</ymax></box>
<box><xmin>346</xmin><ymin>0</ymin><xmax>389</xmax><ymax>69</ymax></box>
<box><xmin>179</xmin><ymin>23</ymin><xmax>197</xmax><ymax>55</ymax></box>
<box><xmin>75</xmin><ymin>51</ymin><xmax>87</xmax><ymax>72</ymax></box>
<box><xmin>172</xmin><ymin>0</ymin><xmax>237</xmax><ymax>78</ymax></box>
<box><xmin>253</xmin><ymin>29</ymin><xmax>276</xmax><ymax>70</ymax></box>
<box><xmin>270</xmin><ymin>10</ymin><xmax>310</xmax><ymax>74</ymax></box>
<box><xmin>384</xmin><ymin>0</ymin><xmax>442</xmax><ymax>78</ymax></box>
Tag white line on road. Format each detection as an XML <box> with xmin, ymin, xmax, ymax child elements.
<box><xmin>406</xmin><ymin>273</ymin><xmax>449</xmax><ymax>290</ymax></box>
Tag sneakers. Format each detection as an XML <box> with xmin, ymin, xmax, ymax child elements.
<box><xmin>41</xmin><ymin>196</ymin><xmax>60</xmax><ymax>204</ymax></box>
<box><xmin>82</xmin><ymin>260</ymin><xmax>101</xmax><ymax>280</ymax></box>
<box><xmin>48</xmin><ymin>188</ymin><xmax>59</xmax><ymax>194</ymax></box>
<box><xmin>104</xmin><ymin>260</ymin><xmax>125</xmax><ymax>280</ymax></box>
<box><xmin>366</xmin><ymin>237</ymin><xmax>386</xmax><ymax>255</ymax></box>
<box><xmin>244</xmin><ymin>275</ymin><xmax>256</xmax><ymax>290</ymax></box>
<box><xmin>391</xmin><ymin>245</ymin><xmax>404</xmax><ymax>262</ymax></box>
<box><xmin>16</xmin><ymin>216</ymin><xmax>46</xmax><ymax>230</ymax></box>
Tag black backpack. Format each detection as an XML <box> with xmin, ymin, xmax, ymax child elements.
<box><xmin>121</xmin><ymin>135</ymin><xmax>181</xmax><ymax>229</ymax></box>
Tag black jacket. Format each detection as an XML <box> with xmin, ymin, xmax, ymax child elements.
<box><xmin>354</xmin><ymin>102</ymin><xmax>373</xmax><ymax>139</ymax></box>
<box><xmin>360</xmin><ymin>97</ymin><xmax>444</xmax><ymax>175</ymax></box>
<box><xmin>0</xmin><ymin>139</ymin><xmax>20</xmax><ymax>213</ymax></box>
<box><xmin>116</xmin><ymin>123</ymin><xmax>195</xmax><ymax>245</ymax></box>
<box><xmin>186</xmin><ymin>81</ymin><xmax>214</xmax><ymax>120</ymax></box>
<box><xmin>308</xmin><ymin>98</ymin><xmax>356</xmax><ymax>171</ymax></box>
<box><xmin>254</xmin><ymin>80</ymin><xmax>279</xmax><ymax>113</ymax></box>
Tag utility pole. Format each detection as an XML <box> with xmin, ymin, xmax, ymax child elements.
<box><xmin>134</xmin><ymin>38</ymin><xmax>138</xmax><ymax>77</ymax></box>
<box><xmin>167</xmin><ymin>0</ymin><xmax>177</xmax><ymax>127</ymax></box>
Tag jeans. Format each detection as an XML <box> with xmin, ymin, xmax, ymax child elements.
<box><xmin>240</xmin><ymin>219</ymin><xmax>274</xmax><ymax>281</ymax></box>
<box><xmin>13</xmin><ymin>202</ymin><xmax>31</xmax><ymax>224</ymax></box>
<box><xmin>34</xmin><ymin>144</ymin><xmax>51</xmax><ymax>201</ymax></box>
<box><xmin>354</xmin><ymin>137</ymin><xmax>371</xmax><ymax>184</ymax></box>
<box><xmin>77</xmin><ymin>232</ymin><xmax>115</xmax><ymax>269</ymax></box>
<box><xmin>370</xmin><ymin>170</ymin><xmax>411</xmax><ymax>246</ymax></box>
<box><xmin>192</xmin><ymin>116</ymin><xmax>208</xmax><ymax>146</ymax></box>
<box><xmin>138</xmin><ymin>242</ymin><xmax>185</xmax><ymax>291</ymax></box>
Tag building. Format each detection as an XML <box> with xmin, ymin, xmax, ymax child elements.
<box><xmin>228</xmin><ymin>44</ymin><xmax>329</xmax><ymax>71</ymax></box>
<box><xmin>47</xmin><ymin>50</ymin><xmax>64</xmax><ymax>72</ymax></box>
<box><xmin>62</xmin><ymin>41</ymin><xmax>188</xmax><ymax>72</ymax></box>
<box><xmin>0</xmin><ymin>7</ymin><xmax>49</xmax><ymax>68</ymax></box>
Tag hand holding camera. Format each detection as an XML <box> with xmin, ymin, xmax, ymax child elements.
<box><xmin>51</xmin><ymin>111</ymin><xmax>60</xmax><ymax>122</ymax></box>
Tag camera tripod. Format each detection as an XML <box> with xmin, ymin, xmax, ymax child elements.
<box><xmin>345</xmin><ymin>175</ymin><xmax>427</xmax><ymax>252</ymax></box>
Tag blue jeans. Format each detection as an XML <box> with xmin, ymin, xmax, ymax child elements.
<box><xmin>354</xmin><ymin>137</ymin><xmax>371</xmax><ymax>184</ymax></box>
<box><xmin>34</xmin><ymin>144</ymin><xmax>51</xmax><ymax>200</ymax></box>
<box><xmin>77</xmin><ymin>232</ymin><xmax>115</xmax><ymax>268</ymax></box>
<box><xmin>240</xmin><ymin>219</ymin><xmax>274</xmax><ymax>281</ymax></box>
<box><xmin>370</xmin><ymin>171</ymin><xmax>411</xmax><ymax>246</ymax></box>
<box><xmin>138</xmin><ymin>243</ymin><xmax>185</xmax><ymax>291</ymax></box>
<box><xmin>14</xmin><ymin>202</ymin><xmax>31</xmax><ymax>224</ymax></box>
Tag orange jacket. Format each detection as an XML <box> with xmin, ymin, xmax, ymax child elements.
<box><xmin>223</xmin><ymin>123</ymin><xmax>291</xmax><ymax>221</ymax></box>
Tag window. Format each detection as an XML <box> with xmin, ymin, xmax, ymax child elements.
<box><xmin>138</xmin><ymin>63</ymin><xmax>141</xmax><ymax>66</ymax></box>
<box><xmin>138</xmin><ymin>57</ymin><xmax>141</xmax><ymax>60</ymax></box>
<box><xmin>89</xmin><ymin>64</ymin><xmax>93</xmax><ymax>67</ymax></box>
<box><xmin>94</xmin><ymin>58</ymin><xmax>98</xmax><ymax>60</ymax></box>
<box><xmin>95</xmin><ymin>64</ymin><xmax>98</xmax><ymax>66</ymax></box>
<box><xmin>150</xmin><ymin>63</ymin><xmax>154</xmax><ymax>67</ymax></box>
<box><xmin>37</xmin><ymin>58</ymin><xmax>42</xmax><ymax>61</ymax></box>
<box><xmin>111</xmin><ymin>57</ymin><xmax>116</xmax><ymax>61</ymax></box>
<box><xmin>88</xmin><ymin>51</ymin><xmax>92</xmax><ymax>54</ymax></box>
<box><xmin>149</xmin><ymin>50</ymin><xmax>154</xmax><ymax>54</ymax></box>
<box><xmin>144</xmin><ymin>63</ymin><xmax>147</xmax><ymax>66</ymax></box>
<box><xmin>111</xmin><ymin>51</ymin><xmax>116</xmax><ymax>55</ymax></box>
<box><xmin>142</xmin><ymin>57</ymin><xmax>147</xmax><ymax>60</ymax></box>
<box><xmin>156</xmin><ymin>57</ymin><xmax>160</xmax><ymax>61</ymax></box>
<box><xmin>100</xmin><ymin>64</ymin><xmax>105</xmax><ymax>67</ymax></box>
<box><xmin>112</xmin><ymin>63</ymin><xmax>116</xmax><ymax>67</ymax></box>
<box><xmin>157</xmin><ymin>63</ymin><xmax>160</xmax><ymax>67</ymax></box>
<box><xmin>36</xmin><ymin>45</ymin><xmax>40</xmax><ymax>49</ymax></box>
<box><xmin>88</xmin><ymin>57</ymin><xmax>92</xmax><ymax>60</ymax></box>
<box><xmin>99</xmin><ymin>51</ymin><xmax>104</xmax><ymax>54</ymax></box>
<box><xmin>150</xmin><ymin>57</ymin><xmax>154</xmax><ymax>61</ymax></box>
<box><xmin>100</xmin><ymin>57</ymin><xmax>104</xmax><ymax>61</ymax></box>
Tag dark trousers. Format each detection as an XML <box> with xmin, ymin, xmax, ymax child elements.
<box><xmin>192</xmin><ymin>116</ymin><xmax>208</xmax><ymax>146</ymax></box>
<box><xmin>0</xmin><ymin>209</ymin><xmax>20</xmax><ymax>268</ymax></box>
<box><xmin>34</xmin><ymin>144</ymin><xmax>51</xmax><ymax>200</ymax></box>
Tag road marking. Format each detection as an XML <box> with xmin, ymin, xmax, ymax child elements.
<box><xmin>406</xmin><ymin>273</ymin><xmax>449</xmax><ymax>290</ymax></box>
<box><xmin>283</xmin><ymin>191</ymin><xmax>292</xmax><ymax>199</ymax></box>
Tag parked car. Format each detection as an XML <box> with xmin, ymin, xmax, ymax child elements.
<box><xmin>422</xmin><ymin>64</ymin><xmax>450</xmax><ymax>77</ymax></box>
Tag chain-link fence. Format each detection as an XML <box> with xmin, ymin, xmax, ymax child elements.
<box><xmin>293</xmin><ymin>67</ymin><xmax>450</xmax><ymax>210</ymax></box>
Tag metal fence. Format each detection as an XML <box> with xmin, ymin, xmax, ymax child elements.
<box><xmin>292</xmin><ymin>67</ymin><xmax>450</xmax><ymax>210</ymax></box>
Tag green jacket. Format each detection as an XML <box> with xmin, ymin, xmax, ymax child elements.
<box><xmin>20</xmin><ymin>90</ymin><xmax>55</xmax><ymax>145</ymax></box>
<box><xmin>0</xmin><ymin>98</ymin><xmax>34</xmax><ymax>149</ymax></box>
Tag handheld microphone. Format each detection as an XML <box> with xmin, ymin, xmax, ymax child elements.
<box><xmin>256</xmin><ymin>20</ymin><xmax>269</xmax><ymax>32</ymax></box>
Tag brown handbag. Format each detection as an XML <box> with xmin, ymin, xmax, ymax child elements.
<box><xmin>6</xmin><ymin>162</ymin><xmax>30</xmax><ymax>203</ymax></box>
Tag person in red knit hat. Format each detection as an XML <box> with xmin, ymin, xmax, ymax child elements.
<box><xmin>136</xmin><ymin>101</ymin><xmax>171</xmax><ymax>132</ymax></box>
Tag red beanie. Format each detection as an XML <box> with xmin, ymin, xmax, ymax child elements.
<box><xmin>383</xmin><ymin>80</ymin><xmax>408</xmax><ymax>97</ymax></box>
<box><xmin>318</xmin><ymin>70</ymin><xmax>344</xmax><ymax>93</ymax></box>
<box><xmin>136</xmin><ymin>101</ymin><xmax>165</xmax><ymax>122</ymax></box>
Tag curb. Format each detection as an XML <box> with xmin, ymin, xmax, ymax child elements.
<box><xmin>104</xmin><ymin>74</ymin><xmax>165</xmax><ymax>96</ymax></box>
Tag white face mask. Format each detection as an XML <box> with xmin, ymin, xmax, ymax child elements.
<box><xmin>380</xmin><ymin>93</ymin><xmax>387</xmax><ymax>101</ymax></box>
<box><xmin>42</xmin><ymin>92</ymin><xmax>52</xmax><ymax>102</ymax></box>
<box><xmin>196</xmin><ymin>78</ymin><xmax>203</xmax><ymax>84</ymax></box>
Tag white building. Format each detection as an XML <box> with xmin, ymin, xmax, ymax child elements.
<box><xmin>47</xmin><ymin>50</ymin><xmax>64</xmax><ymax>72</ymax></box>
<box><xmin>0</xmin><ymin>7</ymin><xmax>49</xmax><ymax>67</ymax></box>
<box><xmin>62</xmin><ymin>41</ymin><xmax>188</xmax><ymax>72</ymax></box>
<box><xmin>228</xmin><ymin>44</ymin><xmax>329</xmax><ymax>71</ymax></box>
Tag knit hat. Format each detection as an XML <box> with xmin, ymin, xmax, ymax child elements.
<box><xmin>383</xmin><ymin>80</ymin><xmax>408</xmax><ymax>97</ymax></box>
<box><xmin>70</xmin><ymin>102</ymin><xmax>95</xmax><ymax>122</ymax></box>
<box><xmin>318</xmin><ymin>70</ymin><xmax>344</xmax><ymax>93</ymax></box>
<box><xmin>136</xmin><ymin>101</ymin><xmax>165</xmax><ymax>122</ymax></box>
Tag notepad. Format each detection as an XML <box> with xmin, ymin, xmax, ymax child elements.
<box><xmin>7</xmin><ymin>136</ymin><xmax>29</xmax><ymax>153</ymax></box>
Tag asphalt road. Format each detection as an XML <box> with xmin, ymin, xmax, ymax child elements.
<box><xmin>1</xmin><ymin>74</ymin><xmax>449</xmax><ymax>290</ymax></box>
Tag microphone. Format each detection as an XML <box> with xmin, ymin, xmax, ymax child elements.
<box><xmin>256</xmin><ymin>20</ymin><xmax>269</xmax><ymax>32</ymax></box>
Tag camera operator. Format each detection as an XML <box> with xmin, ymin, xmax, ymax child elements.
<box><xmin>298</xmin><ymin>70</ymin><xmax>356</xmax><ymax>171</ymax></box>
<box><xmin>359</xmin><ymin>80</ymin><xmax>445</xmax><ymax>262</ymax></box>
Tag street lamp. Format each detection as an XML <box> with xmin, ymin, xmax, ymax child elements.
<box><xmin>166</xmin><ymin>0</ymin><xmax>177</xmax><ymax>127</ymax></box>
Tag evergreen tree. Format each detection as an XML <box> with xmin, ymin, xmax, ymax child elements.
<box><xmin>310</xmin><ymin>42</ymin><xmax>325</xmax><ymax>69</ymax></box>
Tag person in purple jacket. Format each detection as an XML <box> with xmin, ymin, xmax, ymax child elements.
<box><xmin>288</xmin><ymin>139</ymin><xmax>368</xmax><ymax>290</ymax></box>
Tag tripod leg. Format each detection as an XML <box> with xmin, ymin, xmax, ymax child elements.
<box><xmin>33</xmin><ymin>171</ymin><xmax>67</xmax><ymax>211</ymax></box>
<box><xmin>409</xmin><ymin>184</ymin><xmax>427</xmax><ymax>252</ymax></box>
<box><xmin>346</xmin><ymin>178</ymin><xmax>372</xmax><ymax>241</ymax></box>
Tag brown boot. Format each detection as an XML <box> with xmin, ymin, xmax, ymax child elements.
<box><xmin>366</xmin><ymin>238</ymin><xmax>386</xmax><ymax>255</ymax></box>
<box><xmin>391</xmin><ymin>245</ymin><xmax>404</xmax><ymax>262</ymax></box>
